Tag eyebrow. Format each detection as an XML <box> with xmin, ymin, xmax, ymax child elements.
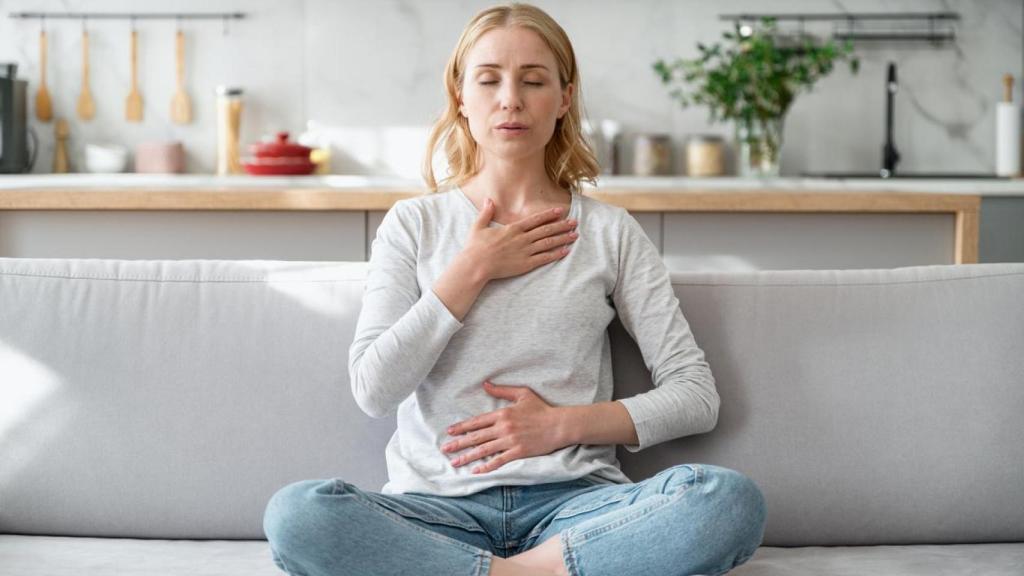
<box><xmin>474</xmin><ymin>63</ymin><xmax>550</xmax><ymax>71</ymax></box>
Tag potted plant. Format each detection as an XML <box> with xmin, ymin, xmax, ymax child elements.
<box><xmin>654</xmin><ymin>18</ymin><xmax>859</xmax><ymax>176</ymax></box>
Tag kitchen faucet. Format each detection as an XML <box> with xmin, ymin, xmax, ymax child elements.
<box><xmin>881</xmin><ymin>62</ymin><xmax>901</xmax><ymax>178</ymax></box>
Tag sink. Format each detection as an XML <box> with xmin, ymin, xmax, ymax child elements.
<box><xmin>803</xmin><ymin>171</ymin><xmax>1007</xmax><ymax>179</ymax></box>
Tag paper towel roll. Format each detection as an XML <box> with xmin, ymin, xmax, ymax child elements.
<box><xmin>996</xmin><ymin>102</ymin><xmax>1020</xmax><ymax>176</ymax></box>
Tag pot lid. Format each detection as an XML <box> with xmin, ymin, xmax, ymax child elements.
<box><xmin>250</xmin><ymin>132</ymin><xmax>312</xmax><ymax>158</ymax></box>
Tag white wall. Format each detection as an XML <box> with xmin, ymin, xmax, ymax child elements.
<box><xmin>1</xmin><ymin>0</ymin><xmax>1020</xmax><ymax>176</ymax></box>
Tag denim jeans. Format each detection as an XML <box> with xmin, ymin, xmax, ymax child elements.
<box><xmin>263</xmin><ymin>463</ymin><xmax>766</xmax><ymax>576</ymax></box>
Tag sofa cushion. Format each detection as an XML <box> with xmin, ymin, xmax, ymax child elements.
<box><xmin>2</xmin><ymin>535</ymin><xmax>1022</xmax><ymax>576</ymax></box>
<box><xmin>1</xmin><ymin>259</ymin><xmax>1022</xmax><ymax>548</ymax></box>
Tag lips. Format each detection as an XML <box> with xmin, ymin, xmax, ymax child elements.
<box><xmin>497</xmin><ymin>122</ymin><xmax>528</xmax><ymax>130</ymax></box>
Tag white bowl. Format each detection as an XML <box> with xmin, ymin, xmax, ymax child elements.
<box><xmin>84</xmin><ymin>144</ymin><xmax>130</xmax><ymax>173</ymax></box>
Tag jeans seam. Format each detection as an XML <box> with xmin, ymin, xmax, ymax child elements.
<box><xmin>561</xmin><ymin>529</ymin><xmax>582</xmax><ymax>576</ymax></box>
<box><xmin>338</xmin><ymin>482</ymin><xmax>488</xmax><ymax>555</ymax></box>
<box><xmin>566</xmin><ymin>469</ymin><xmax>704</xmax><ymax>547</ymax></box>
<box><xmin>474</xmin><ymin>550</ymin><xmax>493</xmax><ymax>576</ymax></box>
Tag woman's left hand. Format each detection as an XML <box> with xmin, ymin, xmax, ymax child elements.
<box><xmin>442</xmin><ymin>380</ymin><xmax>569</xmax><ymax>474</ymax></box>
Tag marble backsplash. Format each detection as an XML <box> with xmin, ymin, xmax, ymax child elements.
<box><xmin>0</xmin><ymin>0</ymin><xmax>1020</xmax><ymax>177</ymax></box>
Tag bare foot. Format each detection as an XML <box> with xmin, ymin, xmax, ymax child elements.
<box><xmin>489</xmin><ymin>556</ymin><xmax>560</xmax><ymax>576</ymax></box>
<box><xmin>505</xmin><ymin>535</ymin><xmax>569</xmax><ymax>576</ymax></box>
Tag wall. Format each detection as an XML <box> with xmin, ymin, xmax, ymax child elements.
<box><xmin>1</xmin><ymin>0</ymin><xmax>1020</xmax><ymax>176</ymax></box>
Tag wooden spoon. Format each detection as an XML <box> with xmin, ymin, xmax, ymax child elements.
<box><xmin>35</xmin><ymin>29</ymin><xmax>52</xmax><ymax>122</ymax></box>
<box><xmin>171</xmin><ymin>30</ymin><xmax>192</xmax><ymax>124</ymax></box>
<box><xmin>76</xmin><ymin>29</ymin><xmax>95</xmax><ymax>121</ymax></box>
<box><xmin>125</xmin><ymin>29</ymin><xmax>143</xmax><ymax>122</ymax></box>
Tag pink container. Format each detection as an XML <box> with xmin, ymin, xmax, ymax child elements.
<box><xmin>135</xmin><ymin>141</ymin><xmax>185</xmax><ymax>174</ymax></box>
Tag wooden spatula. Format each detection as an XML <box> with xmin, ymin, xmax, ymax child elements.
<box><xmin>171</xmin><ymin>30</ymin><xmax>192</xmax><ymax>124</ymax></box>
<box><xmin>76</xmin><ymin>29</ymin><xmax>95</xmax><ymax>121</ymax></box>
<box><xmin>125</xmin><ymin>29</ymin><xmax>143</xmax><ymax>122</ymax></box>
<box><xmin>35</xmin><ymin>29</ymin><xmax>52</xmax><ymax>122</ymax></box>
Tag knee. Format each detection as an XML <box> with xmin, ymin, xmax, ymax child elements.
<box><xmin>263</xmin><ymin>479</ymin><xmax>336</xmax><ymax>550</ymax></box>
<box><xmin>702</xmin><ymin>465</ymin><xmax>768</xmax><ymax>547</ymax></box>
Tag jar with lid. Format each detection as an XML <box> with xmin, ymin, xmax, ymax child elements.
<box><xmin>215</xmin><ymin>86</ymin><xmax>244</xmax><ymax>175</ymax></box>
<box><xmin>633</xmin><ymin>134</ymin><xmax>673</xmax><ymax>176</ymax></box>
<box><xmin>685</xmin><ymin>134</ymin><xmax>725</xmax><ymax>177</ymax></box>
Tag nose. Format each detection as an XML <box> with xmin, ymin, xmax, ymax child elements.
<box><xmin>499</xmin><ymin>80</ymin><xmax>524</xmax><ymax>111</ymax></box>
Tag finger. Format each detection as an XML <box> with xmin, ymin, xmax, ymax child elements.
<box><xmin>448</xmin><ymin>412</ymin><xmax>498</xmax><ymax>436</ymax></box>
<box><xmin>472</xmin><ymin>447</ymin><xmax>519</xmax><ymax>474</ymax></box>
<box><xmin>482</xmin><ymin>380</ymin><xmax>521</xmax><ymax>400</ymax></box>
<box><xmin>472</xmin><ymin>197</ymin><xmax>495</xmax><ymax>230</ymax></box>
<box><xmin>451</xmin><ymin>438</ymin><xmax>506</xmax><ymax>469</ymax></box>
<box><xmin>441</xmin><ymin>428</ymin><xmax>493</xmax><ymax>453</ymax></box>
<box><xmin>529</xmin><ymin>242</ymin><xmax>573</xmax><ymax>266</ymax></box>
<box><xmin>513</xmin><ymin>206</ymin><xmax>565</xmax><ymax>233</ymax></box>
<box><xmin>528</xmin><ymin>230</ymin><xmax>577</xmax><ymax>257</ymax></box>
<box><xmin>524</xmin><ymin>218</ymin><xmax>576</xmax><ymax>244</ymax></box>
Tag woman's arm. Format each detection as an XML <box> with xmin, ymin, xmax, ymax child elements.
<box><xmin>348</xmin><ymin>202</ymin><xmax>479</xmax><ymax>418</ymax></box>
<box><xmin>433</xmin><ymin>251</ymin><xmax>490</xmax><ymax>322</ymax></box>
<box><xmin>557</xmin><ymin>401</ymin><xmax>640</xmax><ymax>447</ymax></box>
<box><xmin>605</xmin><ymin>209</ymin><xmax>720</xmax><ymax>451</ymax></box>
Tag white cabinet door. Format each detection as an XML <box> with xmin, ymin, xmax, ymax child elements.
<box><xmin>0</xmin><ymin>211</ymin><xmax>367</xmax><ymax>261</ymax></box>
<box><xmin>661</xmin><ymin>212</ymin><xmax>955</xmax><ymax>271</ymax></box>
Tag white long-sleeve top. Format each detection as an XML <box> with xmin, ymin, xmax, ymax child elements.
<box><xmin>348</xmin><ymin>186</ymin><xmax>719</xmax><ymax>496</ymax></box>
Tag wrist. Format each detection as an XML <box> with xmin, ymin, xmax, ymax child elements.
<box><xmin>555</xmin><ymin>405</ymin><xmax>582</xmax><ymax>447</ymax></box>
<box><xmin>457</xmin><ymin>249</ymin><xmax>491</xmax><ymax>286</ymax></box>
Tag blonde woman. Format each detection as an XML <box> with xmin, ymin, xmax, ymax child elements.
<box><xmin>263</xmin><ymin>3</ymin><xmax>766</xmax><ymax>575</ymax></box>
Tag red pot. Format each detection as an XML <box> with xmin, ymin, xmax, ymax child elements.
<box><xmin>242</xmin><ymin>132</ymin><xmax>316</xmax><ymax>176</ymax></box>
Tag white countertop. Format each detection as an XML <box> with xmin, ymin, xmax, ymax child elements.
<box><xmin>0</xmin><ymin>174</ymin><xmax>1022</xmax><ymax>196</ymax></box>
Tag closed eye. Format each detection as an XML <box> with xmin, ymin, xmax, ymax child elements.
<box><xmin>478</xmin><ymin>81</ymin><xmax>545</xmax><ymax>86</ymax></box>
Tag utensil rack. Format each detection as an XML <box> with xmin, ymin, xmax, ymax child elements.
<box><xmin>718</xmin><ymin>12</ymin><xmax>959</xmax><ymax>45</ymax></box>
<box><xmin>9</xmin><ymin>11</ymin><xmax>246</xmax><ymax>33</ymax></box>
<box><xmin>9</xmin><ymin>12</ymin><xmax>246</xmax><ymax>21</ymax></box>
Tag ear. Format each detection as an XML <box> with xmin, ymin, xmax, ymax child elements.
<box><xmin>558</xmin><ymin>82</ymin><xmax>574</xmax><ymax>119</ymax></box>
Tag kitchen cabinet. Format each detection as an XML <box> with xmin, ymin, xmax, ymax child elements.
<box><xmin>1</xmin><ymin>175</ymin><xmax>1016</xmax><ymax>268</ymax></box>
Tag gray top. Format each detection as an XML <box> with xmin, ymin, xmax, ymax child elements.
<box><xmin>348</xmin><ymin>186</ymin><xmax>719</xmax><ymax>496</ymax></box>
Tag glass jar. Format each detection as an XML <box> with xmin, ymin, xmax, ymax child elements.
<box><xmin>633</xmin><ymin>133</ymin><xmax>673</xmax><ymax>176</ymax></box>
<box><xmin>684</xmin><ymin>134</ymin><xmax>725</xmax><ymax>177</ymax></box>
<box><xmin>735</xmin><ymin>115</ymin><xmax>785</xmax><ymax>177</ymax></box>
<box><xmin>215</xmin><ymin>86</ymin><xmax>244</xmax><ymax>175</ymax></box>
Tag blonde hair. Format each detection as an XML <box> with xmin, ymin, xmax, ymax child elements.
<box><xmin>422</xmin><ymin>2</ymin><xmax>599</xmax><ymax>194</ymax></box>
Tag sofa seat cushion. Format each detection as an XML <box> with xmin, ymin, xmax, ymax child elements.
<box><xmin>3</xmin><ymin>535</ymin><xmax>1023</xmax><ymax>575</ymax></box>
<box><xmin>0</xmin><ymin>535</ymin><xmax>281</xmax><ymax>576</ymax></box>
<box><xmin>732</xmin><ymin>542</ymin><xmax>1024</xmax><ymax>575</ymax></box>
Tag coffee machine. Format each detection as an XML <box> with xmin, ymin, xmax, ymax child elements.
<box><xmin>0</xmin><ymin>62</ymin><xmax>37</xmax><ymax>173</ymax></box>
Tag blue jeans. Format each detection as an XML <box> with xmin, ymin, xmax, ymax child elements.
<box><xmin>263</xmin><ymin>463</ymin><xmax>766</xmax><ymax>576</ymax></box>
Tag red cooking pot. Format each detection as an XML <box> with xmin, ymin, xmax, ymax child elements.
<box><xmin>242</xmin><ymin>132</ymin><xmax>316</xmax><ymax>176</ymax></box>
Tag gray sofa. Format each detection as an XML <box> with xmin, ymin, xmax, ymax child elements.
<box><xmin>1</xmin><ymin>257</ymin><xmax>1022</xmax><ymax>575</ymax></box>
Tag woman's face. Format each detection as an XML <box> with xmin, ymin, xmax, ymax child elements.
<box><xmin>459</xmin><ymin>26</ymin><xmax>573</xmax><ymax>162</ymax></box>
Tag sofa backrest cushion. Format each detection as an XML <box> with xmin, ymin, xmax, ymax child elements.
<box><xmin>1</xmin><ymin>258</ymin><xmax>1022</xmax><ymax>546</ymax></box>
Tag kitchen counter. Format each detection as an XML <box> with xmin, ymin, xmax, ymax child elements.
<box><xmin>0</xmin><ymin>174</ymin><xmax>1007</xmax><ymax>210</ymax></box>
<box><xmin>1</xmin><ymin>174</ymin><xmax>1014</xmax><ymax>266</ymax></box>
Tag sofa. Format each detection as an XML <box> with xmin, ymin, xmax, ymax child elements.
<box><xmin>1</xmin><ymin>257</ymin><xmax>1022</xmax><ymax>576</ymax></box>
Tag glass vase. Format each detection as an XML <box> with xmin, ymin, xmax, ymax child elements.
<box><xmin>735</xmin><ymin>116</ymin><xmax>785</xmax><ymax>177</ymax></box>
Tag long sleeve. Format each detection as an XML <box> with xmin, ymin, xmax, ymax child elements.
<box><xmin>347</xmin><ymin>200</ymin><xmax>465</xmax><ymax>418</ymax></box>
<box><xmin>611</xmin><ymin>210</ymin><xmax>720</xmax><ymax>451</ymax></box>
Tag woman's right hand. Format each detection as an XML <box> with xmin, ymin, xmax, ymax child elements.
<box><xmin>465</xmin><ymin>197</ymin><xmax>578</xmax><ymax>282</ymax></box>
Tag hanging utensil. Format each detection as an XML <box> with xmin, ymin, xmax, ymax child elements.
<box><xmin>125</xmin><ymin>27</ymin><xmax>143</xmax><ymax>122</ymax></box>
<box><xmin>76</xmin><ymin>26</ymin><xmax>95</xmax><ymax>121</ymax></box>
<box><xmin>35</xmin><ymin>28</ymin><xmax>52</xmax><ymax>122</ymax></box>
<box><xmin>171</xmin><ymin>29</ymin><xmax>192</xmax><ymax>124</ymax></box>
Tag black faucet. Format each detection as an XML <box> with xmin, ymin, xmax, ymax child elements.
<box><xmin>881</xmin><ymin>62</ymin><xmax>901</xmax><ymax>178</ymax></box>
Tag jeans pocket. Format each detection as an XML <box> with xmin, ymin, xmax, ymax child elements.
<box><xmin>370</xmin><ymin>495</ymin><xmax>487</xmax><ymax>534</ymax></box>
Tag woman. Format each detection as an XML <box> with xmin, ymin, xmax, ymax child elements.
<box><xmin>263</xmin><ymin>3</ymin><xmax>766</xmax><ymax>575</ymax></box>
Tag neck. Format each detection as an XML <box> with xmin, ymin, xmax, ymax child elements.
<box><xmin>463</xmin><ymin>151</ymin><xmax>567</xmax><ymax>214</ymax></box>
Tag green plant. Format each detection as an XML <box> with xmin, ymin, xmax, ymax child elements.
<box><xmin>654</xmin><ymin>18</ymin><xmax>859</xmax><ymax>126</ymax></box>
